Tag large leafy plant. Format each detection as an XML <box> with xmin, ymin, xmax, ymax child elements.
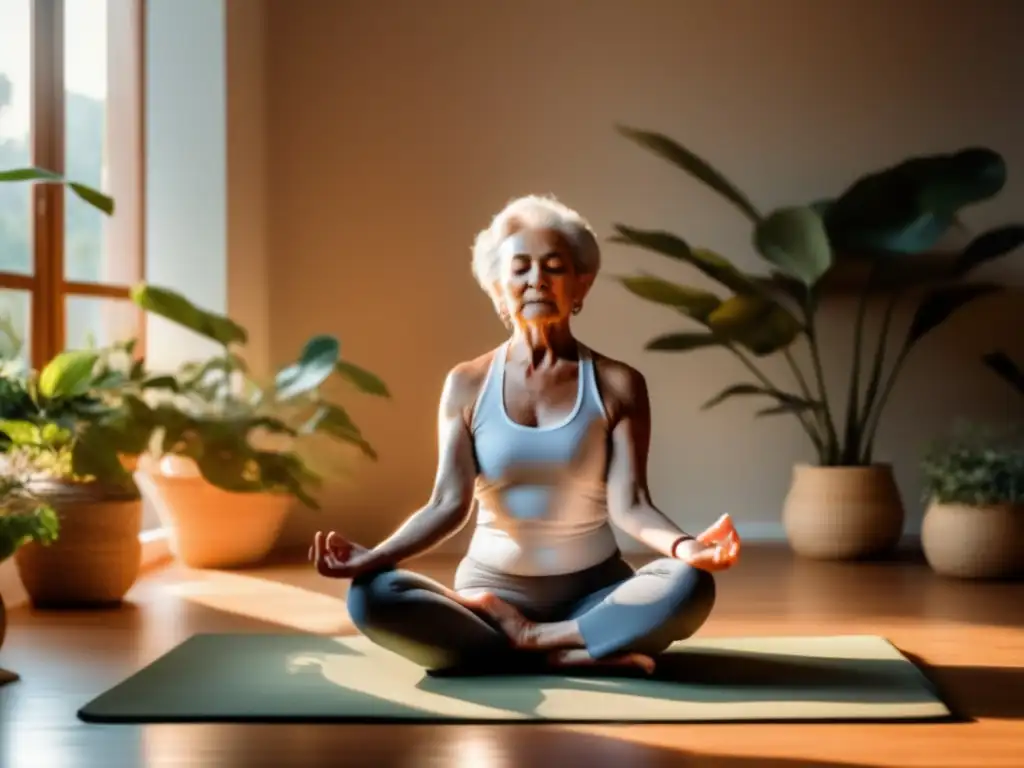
<box><xmin>125</xmin><ymin>285</ymin><xmax>389</xmax><ymax>508</ymax></box>
<box><xmin>613</xmin><ymin>126</ymin><xmax>1024</xmax><ymax>466</ymax></box>
<box><xmin>921</xmin><ymin>422</ymin><xmax>1024</xmax><ymax>506</ymax></box>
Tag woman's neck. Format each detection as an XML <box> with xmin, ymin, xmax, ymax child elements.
<box><xmin>508</xmin><ymin>322</ymin><xmax>578</xmax><ymax>371</ymax></box>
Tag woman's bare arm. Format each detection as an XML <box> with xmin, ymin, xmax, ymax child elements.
<box><xmin>356</xmin><ymin>365</ymin><xmax>480</xmax><ymax>570</ymax></box>
<box><xmin>601</xmin><ymin>360</ymin><xmax>702</xmax><ymax>559</ymax></box>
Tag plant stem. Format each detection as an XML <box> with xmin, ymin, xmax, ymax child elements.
<box><xmin>841</xmin><ymin>266</ymin><xmax>877</xmax><ymax>464</ymax></box>
<box><xmin>803</xmin><ymin>298</ymin><xmax>839</xmax><ymax>464</ymax></box>
<box><xmin>782</xmin><ymin>346</ymin><xmax>824</xmax><ymax>444</ymax></box>
<box><xmin>857</xmin><ymin>290</ymin><xmax>903</xmax><ymax>462</ymax></box>
<box><xmin>726</xmin><ymin>344</ymin><xmax>825</xmax><ymax>460</ymax></box>
<box><xmin>861</xmin><ymin>337</ymin><xmax>912</xmax><ymax>463</ymax></box>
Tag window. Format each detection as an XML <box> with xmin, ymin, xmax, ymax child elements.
<box><xmin>0</xmin><ymin>0</ymin><xmax>144</xmax><ymax>368</ymax></box>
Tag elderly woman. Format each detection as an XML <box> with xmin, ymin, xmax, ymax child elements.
<box><xmin>310</xmin><ymin>195</ymin><xmax>741</xmax><ymax>675</ymax></box>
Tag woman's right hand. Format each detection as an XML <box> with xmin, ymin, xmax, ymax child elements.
<box><xmin>681</xmin><ymin>514</ymin><xmax>741</xmax><ymax>572</ymax></box>
<box><xmin>309</xmin><ymin>530</ymin><xmax>373</xmax><ymax>579</ymax></box>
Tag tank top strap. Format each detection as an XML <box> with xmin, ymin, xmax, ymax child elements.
<box><xmin>470</xmin><ymin>342</ymin><xmax>509</xmax><ymax>430</ymax></box>
<box><xmin>577</xmin><ymin>343</ymin><xmax>609</xmax><ymax>420</ymax></box>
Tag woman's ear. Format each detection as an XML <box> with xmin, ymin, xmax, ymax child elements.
<box><xmin>574</xmin><ymin>272</ymin><xmax>596</xmax><ymax>302</ymax></box>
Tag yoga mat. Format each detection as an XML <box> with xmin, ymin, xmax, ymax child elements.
<box><xmin>78</xmin><ymin>633</ymin><xmax>951</xmax><ymax>724</ymax></box>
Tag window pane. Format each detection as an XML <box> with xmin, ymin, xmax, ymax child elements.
<box><xmin>0</xmin><ymin>287</ymin><xmax>32</xmax><ymax>362</ymax></box>
<box><xmin>64</xmin><ymin>0</ymin><xmax>141</xmax><ymax>286</ymax></box>
<box><xmin>65</xmin><ymin>294</ymin><xmax>139</xmax><ymax>351</ymax></box>
<box><xmin>0</xmin><ymin>0</ymin><xmax>34</xmax><ymax>277</ymax></box>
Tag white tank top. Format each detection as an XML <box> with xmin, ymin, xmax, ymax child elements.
<box><xmin>465</xmin><ymin>341</ymin><xmax>619</xmax><ymax>576</ymax></box>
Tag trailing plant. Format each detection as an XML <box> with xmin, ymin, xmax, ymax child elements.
<box><xmin>0</xmin><ymin>476</ymin><xmax>59</xmax><ymax>563</ymax></box>
<box><xmin>612</xmin><ymin>125</ymin><xmax>1024</xmax><ymax>466</ymax></box>
<box><xmin>982</xmin><ymin>350</ymin><xmax>1024</xmax><ymax>397</ymax></box>
<box><xmin>124</xmin><ymin>284</ymin><xmax>390</xmax><ymax>509</ymax></box>
<box><xmin>921</xmin><ymin>422</ymin><xmax>1024</xmax><ymax>506</ymax></box>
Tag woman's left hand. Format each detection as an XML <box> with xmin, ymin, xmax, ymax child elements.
<box><xmin>679</xmin><ymin>514</ymin><xmax>741</xmax><ymax>571</ymax></box>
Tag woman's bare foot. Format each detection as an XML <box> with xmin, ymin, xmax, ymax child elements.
<box><xmin>460</xmin><ymin>592</ymin><xmax>584</xmax><ymax>650</ymax></box>
<box><xmin>548</xmin><ymin>648</ymin><xmax>656</xmax><ymax>675</ymax></box>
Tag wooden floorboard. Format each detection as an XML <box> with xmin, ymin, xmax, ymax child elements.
<box><xmin>1</xmin><ymin>545</ymin><xmax>1021</xmax><ymax>767</ymax></box>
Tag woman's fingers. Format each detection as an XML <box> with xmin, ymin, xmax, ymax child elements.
<box><xmin>697</xmin><ymin>514</ymin><xmax>733</xmax><ymax>545</ymax></box>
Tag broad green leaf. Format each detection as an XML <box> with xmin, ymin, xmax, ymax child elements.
<box><xmin>609</xmin><ymin>225</ymin><xmax>757</xmax><ymax>294</ymax></box>
<box><xmin>130</xmin><ymin>284</ymin><xmax>247</xmax><ymax>347</ymax></box>
<box><xmin>70</xmin><ymin>424</ymin><xmax>135</xmax><ymax>489</ymax></box>
<box><xmin>754</xmin><ymin>206</ymin><xmax>833</xmax><ymax>287</ymax></box>
<box><xmin>303</xmin><ymin>403</ymin><xmax>378</xmax><ymax>459</ymax></box>
<box><xmin>38</xmin><ymin>350</ymin><xmax>99</xmax><ymax>399</ymax></box>
<box><xmin>645</xmin><ymin>332</ymin><xmax>722</xmax><ymax>352</ymax></box>
<box><xmin>141</xmin><ymin>374</ymin><xmax>180</xmax><ymax>391</ymax></box>
<box><xmin>0</xmin><ymin>420</ymin><xmax>42</xmax><ymax>445</ymax></box>
<box><xmin>615</xmin><ymin>275</ymin><xmax>721</xmax><ymax>321</ymax></box>
<box><xmin>824</xmin><ymin>148</ymin><xmax>1006</xmax><ymax>255</ymax></box>
<box><xmin>701</xmin><ymin>383</ymin><xmax>820</xmax><ymax>411</ymax></box>
<box><xmin>907</xmin><ymin>283</ymin><xmax>1001</xmax><ymax>345</ymax></box>
<box><xmin>706</xmin><ymin>294</ymin><xmax>803</xmax><ymax>356</ymax></box>
<box><xmin>0</xmin><ymin>167</ymin><xmax>62</xmax><ymax>182</ymax></box>
<box><xmin>275</xmin><ymin>335</ymin><xmax>341</xmax><ymax>401</ymax></box>
<box><xmin>954</xmin><ymin>225</ymin><xmax>1024</xmax><ymax>276</ymax></box>
<box><xmin>616</xmin><ymin>126</ymin><xmax>762</xmax><ymax>223</ymax></box>
<box><xmin>982</xmin><ymin>351</ymin><xmax>1024</xmax><ymax>395</ymax></box>
<box><xmin>334</xmin><ymin>359</ymin><xmax>390</xmax><ymax>397</ymax></box>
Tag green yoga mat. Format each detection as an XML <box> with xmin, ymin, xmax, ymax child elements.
<box><xmin>78</xmin><ymin>633</ymin><xmax>951</xmax><ymax>724</ymax></box>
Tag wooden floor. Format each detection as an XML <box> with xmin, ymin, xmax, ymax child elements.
<box><xmin>0</xmin><ymin>545</ymin><xmax>1021</xmax><ymax>768</ymax></box>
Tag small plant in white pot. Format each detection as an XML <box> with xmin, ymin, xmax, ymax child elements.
<box><xmin>612</xmin><ymin>124</ymin><xmax>1024</xmax><ymax>560</ymax></box>
<box><xmin>920</xmin><ymin>423</ymin><xmax>1024</xmax><ymax>580</ymax></box>
<box><xmin>126</xmin><ymin>285</ymin><xmax>389</xmax><ymax>569</ymax></box>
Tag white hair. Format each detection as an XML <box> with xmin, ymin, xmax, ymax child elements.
<box><xmin>470</xmin><ymin>194</ymin><xmax>601</xmax><ymax>297</ymax></box>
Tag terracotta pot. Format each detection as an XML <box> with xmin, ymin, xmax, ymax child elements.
<box><xmin>134</xmin><ymin>455</ymin><xmax>292</xmax><ymax>569</ymax></box>
<box><xmin>921</xmin><ymin>500</ymin><xmax>1024</xmax><ymax>580</ymax></box>
<box><xmin>782</xmin><ymin>463</ymin><xmax>905</xmax><ymax>560</ymax></box>
<box><xmin>14</xmin><ymin>481</ymin><xmax>143</xmax><ymax>608</ymax></box>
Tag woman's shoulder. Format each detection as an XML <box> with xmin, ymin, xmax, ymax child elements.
<box><xmin>587</xmin><ymin>347</ymin><xmax>650</xmax><ymax>420</ymax></box>
<box><xmin>441</xmin><ymin>346</ymin><xmax>502</xmax><ymax>415</ymax></box>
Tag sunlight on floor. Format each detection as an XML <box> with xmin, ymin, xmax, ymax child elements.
<box><xmin>165</xmin><ymin>570</ymin><xmax>350</xmax><ymax>634</ymax></box>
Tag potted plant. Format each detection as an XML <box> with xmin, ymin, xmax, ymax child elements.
<box><xmin>919</xmin><ymin>423</ymin><xmax>1024</xmax><ymax>579</ymax></box>
<box><xmin>0</xmin><ymin>342</ymin><xmax>152</xmax><ymax>608</ymax></box>
<box><xmin>611</xmin><ymin>125</ymin><xmax>1024</xmax><ymax>559</ymax></box>
<box><xmin>124</xmin><ymin>285</ymin><xmax>389</xmax><ymax>569</ymax></box>
<box><xmin>0</xmin><ymin>478</ymin><xmax>59</xmax><ymax>684</ymax></box>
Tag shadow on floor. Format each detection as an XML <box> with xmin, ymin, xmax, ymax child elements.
<box><xmin>903</xmin><ymin>651</ymin><xmax>1024</xmax><ymax>720</ymax></box>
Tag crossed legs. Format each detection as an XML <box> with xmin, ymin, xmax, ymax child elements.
<box><xmin>346</xmin><ymin>557</ymin><xmax>715</xmax><ymax>674</ymax></box>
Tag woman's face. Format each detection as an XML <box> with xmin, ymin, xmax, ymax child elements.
<box><xmin>494</xmin><ymin>227</ymin><xmax>587</xmax><ymax>326</ymax></box>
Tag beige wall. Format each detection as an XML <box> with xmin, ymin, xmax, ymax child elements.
<box><xmin>255</xmin><ymin>0</ymin><xmax>1024</xmax><ymax>553</ymax></box>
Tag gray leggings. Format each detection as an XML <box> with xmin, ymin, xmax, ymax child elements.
<box><xmin>346</xmin><ymin>553</ymin><xmax>716</xmax><ymax>673</ymax></box>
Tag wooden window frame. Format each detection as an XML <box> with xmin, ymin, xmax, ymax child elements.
<box><xmin>0</xmin><ymin>0</ymin><xmax>146</xmax><ymax>369</ymax></box>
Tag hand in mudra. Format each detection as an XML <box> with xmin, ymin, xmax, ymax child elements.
<box><xmin>309</xmin><ymin>530</ymin><xmax>371</xmax><ymax>579</ymax></box>
<box><xmin>682</xmin><ymin>514</ymin><xmax>741</xmax><ymax>572</ymax></box>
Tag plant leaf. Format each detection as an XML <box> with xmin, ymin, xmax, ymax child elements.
<box><xmin>755</xmin><ymin>401</ymin><xmax>822</xmax><ymax>417</ymax></box>
<box><xmin>38</xmin><ymin>350</ymin><xmax>100</xmax><ymax>399</ymax></box>
<box><xmin>701</xmin><ymin>383</ymin><xmax>820</xmax><ymax>411</ymax></box>
<box><xmin>754</xmin><ymin>206</ymin><xmax>833</xmax><ymax>287</ymax></box>
<box><xmin>68</xmin><ymin>182</ymin><xmax>115</xmax><ymax>215</ymax></box>
<box><xmin>130</xmin><ymin>284</ymin><xmax>247</xmax><ymax>347</ymax></box>
<box><xmin>981</xmin><ymin>351</ymin><xmax>1024</xmax><ymax>395</ymax></box>
<box><xmin>706</xmin><ymin>294</ymin><xmax>803</xmax><ymax>356</ymax></box>
<box><xmin>616</xmin><ymin>125</ymin><xmax>762</xmax><ymax>223</ymax></box>
<box><xmin>0</xmin><ymin>420</ymin><xmax>42</xmax><ymax>445</ymax></box>
<box><xmin>645</xmin><ymin>332</ymin><xmax>723</xmax><ymax>352</ymax></box>
<box><xmin>275</xmin><ymin>335</ymin><xmax>342</xmax><ymax>401</ymax></box>
<box><xmin>954</xmin><ymin>224</ymin><xmax>1024</xmax><ymax>276</ymax></box>
<box><xmin>609</xmin><ymin>225</ymin><xmax>758</xmax><ymax>294</ymax></box>
<box><xmin>824</xmin><ymin>148</ymin><xmax>1007</xmax><ymax>255</ymax></box>
<box><xmin>0</xmin><ymin>167</ymin><xmax>114</xmax><ymax>215</ymax></box>
<box><xmin>907</xmin><ymin>283</ymin><xmax>1001</xmax><ymax>345</ymax></box>
<box><xmin>302</xmin><ymin>402</ymin><xmax>378</xmax><ymax>459</ymax></box>
<box><xmin>615</xmin><ymin>275</ymin><xmax>722</xmax><ymax>321</ymax></box>
<box><xmin>334</xmin><ymin>360</ymin><xmax>390</xmax><ymax>397</ymax></box>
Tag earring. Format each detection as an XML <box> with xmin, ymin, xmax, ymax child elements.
<box><xmin>572</xmin><ymin>302</ymin><xmax>583</xmax><ymax>315</ymax></box>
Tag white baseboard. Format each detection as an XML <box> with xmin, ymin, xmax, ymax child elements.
<box><xmin>0</xmin><ymin>527</ymin><xmax>173</xmax><ymax>611</ymax></box>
